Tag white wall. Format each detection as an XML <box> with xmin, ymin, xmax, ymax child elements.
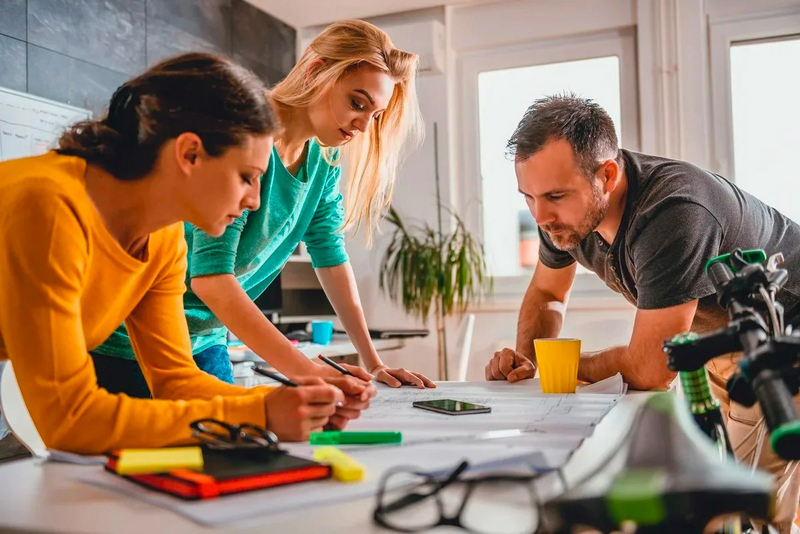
<box><xmin>449</xmin><ymin>0</ymin><xmax>636</xmax><ymax>52</ymax></box>
<box><xmin>296</xmin><ymin>0</ymin><xmax>800</xmax><ymax>380</ymax></box>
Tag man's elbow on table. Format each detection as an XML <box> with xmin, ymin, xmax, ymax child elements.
<box><xmin>624</xmin><ymin>364</ymin><xmax>676</xmax><ymax>391</ymax></box>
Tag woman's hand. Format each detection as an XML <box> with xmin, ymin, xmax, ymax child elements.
<box><xmin>315</xmin><ymin>361</ymin><xmax>374</xmax><ymax>382</ymax></box>
<box><xmin>371</xmin><ymin>365</ymin><xmax>436</xmax><ymax>389</ymax></box>
<box><xmin>263</xmin><ymin>377</ymin><xmax>343</xmax><ymax>441</ymax></box>
<box><xmin>319</xmin><ymin>375</ymin><xmax>378</xmax><ymax>430</ymax></box>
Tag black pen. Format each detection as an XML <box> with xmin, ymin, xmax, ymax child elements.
<box><xmin>317</xmin><ymin>354</ymin><xmax>356</xmax><ymax>377</ymax></box>
<box><xmin>252</xmin><ymin>366</ymin><xmax>298</xmax><ymax>387</ymax></box>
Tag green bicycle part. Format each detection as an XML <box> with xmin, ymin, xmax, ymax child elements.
<box><xmin>607</xmin><ymin>469</ymin><xmax>667</xmax><ymax>526</ymax></box>
<box><xmin>668</xmin><ymin>332</ymin><xmax>699</xmax><ymax>346</ymax></box>
<box><xmin>680</xmin><ymin>368</ymin><xmax>721</xmax><ymax>415</ymax></box>
<box><xmin>705</xmin><ymin>249</ymin><xmax>766</xmax><ymax>274</ymax></box>
<box><xmin>770</xmin><ymin>420</ymin><xmax>800</xmax><ymax>460</ymax></box>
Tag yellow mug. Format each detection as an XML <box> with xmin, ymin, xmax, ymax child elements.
<box><xmin>534</xmin><ymin>338</ymin><xmax>581</xmax><ymax>394</ymax></box>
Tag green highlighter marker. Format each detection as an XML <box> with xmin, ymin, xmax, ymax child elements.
<box><xmin>309</xmin><ymin>431</ymin><xmax>402</xmax><ymax>445</ymax></box>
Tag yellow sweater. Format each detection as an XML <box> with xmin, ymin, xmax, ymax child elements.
<box><xmin>0</xmin><ymin>152</ymin><xmax>272</xmax><ymax>454</ymax></box>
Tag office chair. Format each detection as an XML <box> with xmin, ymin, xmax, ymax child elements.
<box><xmin>0</xmin><ymin>361</ymin><xmax>47</xmax><ymax>458</ymax></box>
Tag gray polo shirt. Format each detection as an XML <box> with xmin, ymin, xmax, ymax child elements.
<box><xmin>538</xmin><ymin>149</ymin><xmax>800</xmax><ymax>332</ymax></box>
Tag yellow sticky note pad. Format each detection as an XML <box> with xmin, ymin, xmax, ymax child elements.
<box><xmin>313</xmin><ymin>447</ymin><xmax>365</xmax><ymax>482</ymax></box>
<box><xmin>116</xmin><ymin>447</ymin><xmax>204</xmax><ymax>475</ymax></box>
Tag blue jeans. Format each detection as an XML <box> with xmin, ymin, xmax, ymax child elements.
<box><xmin>193</xmin><ymin>345</ymin><xmax>234</xmax><ymax>384</ymax></box>
<box><xmin>92</xmin><ymin>345</ymin><xmax>234</xmax><ymax>399</ymax></box>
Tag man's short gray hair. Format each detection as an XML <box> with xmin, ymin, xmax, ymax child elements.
<box><xmin>506</xmin><ymin>93</ymin><xmax>622</xmax><ymax>179</ymax></box>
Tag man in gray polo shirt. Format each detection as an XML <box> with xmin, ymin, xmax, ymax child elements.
<box><xmin>484</xmin><ymin>95</ymin><xmax>800</xmax><ymax>532</ymax></box>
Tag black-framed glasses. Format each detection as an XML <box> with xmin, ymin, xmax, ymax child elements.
<box><xmin>190</xmin><ymin>418</ymin><xmax>283</xmax><ymax>453</ymax></box>
<box><xmin>373</xmin><ymin>460</ymin><xmax>551</xmax><ymax>534</ymax></box>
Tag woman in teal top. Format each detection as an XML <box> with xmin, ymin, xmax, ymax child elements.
<box><xmin>92</xmin><ymin>20</ymin><xmax>435</xmax><ymax>397</ymax></box>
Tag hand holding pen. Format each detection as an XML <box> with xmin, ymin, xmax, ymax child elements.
<box><xmin>255</xmin><ymin>368</ymin><xmax>344</xmax><ymax>441</ymax></box>
<box><xmin>317</xmin><ymin>355</ymin><xmax>374</xmax><ymax>382</ymax></box>
<box><xmin>313</xmin><ymin>355</ymin><xmax>377</xmax><ymax>430</ymax></box>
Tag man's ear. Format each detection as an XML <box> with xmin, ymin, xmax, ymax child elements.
<box><xmin>600</xmin><ymin>159</ymin><xmax>621</xmax><ymax>193</ymax></box>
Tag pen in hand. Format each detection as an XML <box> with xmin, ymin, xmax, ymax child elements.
<box><xmin>317</xmin><ymin>355</ymin><xmax>356</xmax><ymax>377</ymax></box>
<box><xmin>253</xmin><ymin>366</ymin><xmax>344</xmax><ymax>408</ymax></box>
<box><xmin>317</xmin><ymin>355</ymin><xmax>374</xmax><ymax>404</ymax></box>
<box><xmin>252</xmin><ymin>366</ymin><xmax>298</xmax><ymax>387</ymax></box>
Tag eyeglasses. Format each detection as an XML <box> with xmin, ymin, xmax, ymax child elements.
<box><xmin>373</xmin><ymin>460</ymin><xmax>550</xmax><ymax>534</ymax></box>
<box><xmin>190</xmin><ymin>418</ymin><xmax>283</xmax><ymax>453</ymax></box>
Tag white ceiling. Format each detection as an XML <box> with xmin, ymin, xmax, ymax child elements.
<box><xmin>247</xmin><ymin>0</ymin><xmax>490</xmax><ymax>29</ymax></box>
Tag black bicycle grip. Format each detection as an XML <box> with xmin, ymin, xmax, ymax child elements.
<box><xmin>664</xmin><ymin>327</ymin><xmax>742</xmax><ymax>371</ymax></box>
<box><xmin>751</xmin><ymin>368</ymin><xmax>800</xmax><ymax>460</ymax></box>
<box><xmin>707</xmin><ymin>260</ymin><xmax>734</xmax><ymax>291</ymax></box>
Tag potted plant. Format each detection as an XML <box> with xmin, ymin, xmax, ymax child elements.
<box><xmin>378</xmin><ymin>125</ymin><xmax>492</xmax><ymax>380</ymax></box>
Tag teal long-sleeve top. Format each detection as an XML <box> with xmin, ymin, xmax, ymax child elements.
<box><xmin>94</xmin><ymin>140</ymin><xmax>349</xmax><ymax>358</ymax></box>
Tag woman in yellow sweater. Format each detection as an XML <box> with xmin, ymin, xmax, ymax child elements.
<box><xmin>0</xmin><ymin>53</ymin><xmax>370</xmax><ymax>455</ymax></box>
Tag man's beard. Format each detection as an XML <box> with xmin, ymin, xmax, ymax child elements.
<box><xmin>541</xmin><ymin>183</ymin><xmax>608</xmax><ymax>251</ymax></box>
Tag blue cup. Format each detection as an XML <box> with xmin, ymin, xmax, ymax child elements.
<box><xmin>311</xmin><ymin>320</ymin><xmax>334</xmax><ymax>345</ymax></box>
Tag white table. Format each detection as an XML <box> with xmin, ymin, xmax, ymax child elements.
<box><xmin>0</xmin><ymin>392</ymin><xmax>648</xmax><ymax>534</ymax></box>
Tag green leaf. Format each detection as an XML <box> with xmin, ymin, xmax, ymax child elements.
<box><xmin>378</xmin><ymin>205</ymin><xmax>494</xmax><ymax>324</ymax></box>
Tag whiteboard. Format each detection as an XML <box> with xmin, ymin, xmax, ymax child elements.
<box><xmin>0</xmin><ymin>86</ymin><xmax>91</xmax><ymax>162</ymax></box>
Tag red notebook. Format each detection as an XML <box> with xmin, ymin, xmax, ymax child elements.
<box><xmin>106</xmin><ymin>447</ymin><xmax>331</xmax><ymax>500</ymax></box>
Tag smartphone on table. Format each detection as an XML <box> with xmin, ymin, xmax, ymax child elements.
<box><xmin>412</xmin><ymin>399</ymin><xmax>491</xmax><ymax>415</ymax></box>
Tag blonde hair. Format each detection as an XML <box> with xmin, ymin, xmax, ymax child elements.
<box><xmin>271</xmin><ymin>19</ymin><xmax>424</xmax><ymax>245</ymax></box>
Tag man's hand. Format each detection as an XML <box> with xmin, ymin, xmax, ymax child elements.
<box><xmin>484</xmin><ymin>348</ymin><xmax>536</xmax><ymax>382</ymax></box>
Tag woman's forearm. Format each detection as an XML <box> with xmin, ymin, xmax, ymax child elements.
<box><xmin>191</xmin><ymin>274</ymin><xmax>320</xmax><ymax>377</ymax></box>
<box><xmin>315</xmin><ymin>263</ymin><xmax>382</xmax><ymax>371</ymax></box>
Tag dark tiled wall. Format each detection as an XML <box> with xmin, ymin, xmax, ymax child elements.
<box><xmin>0</xmin><ymin>0</ymin><xmax>295</xmax><ymax>116</ymax></box>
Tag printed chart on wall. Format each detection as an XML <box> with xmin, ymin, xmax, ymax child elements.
<box><xmin>0</xmin><ymin>86</ymin><xmax>91</xmax><ymax>162</ymax></box>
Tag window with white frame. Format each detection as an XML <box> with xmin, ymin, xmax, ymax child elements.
<box><xmin>459</xmin><ymin>30</ymin><xmax>638</xmax><ymax>295</ymax></box>
<box><xmin>710</xmin><ymin>11</ymin><xmax>800</xmax><ymax>226</ymax></box>
<box><xmin>729</xmin><ymin>35</ymin><xmax>800</xmax><ymax>224</ymax></box>
<box><xmin>477</xmin><ymin>56</ymin><xmax>623</xmax><ymax>277</ymax></box>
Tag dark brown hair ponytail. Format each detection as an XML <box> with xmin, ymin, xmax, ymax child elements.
<box><xmin>58</xmin><ymin>52</ymin><xmax>278</xmax><ymax>180</ymax></box>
